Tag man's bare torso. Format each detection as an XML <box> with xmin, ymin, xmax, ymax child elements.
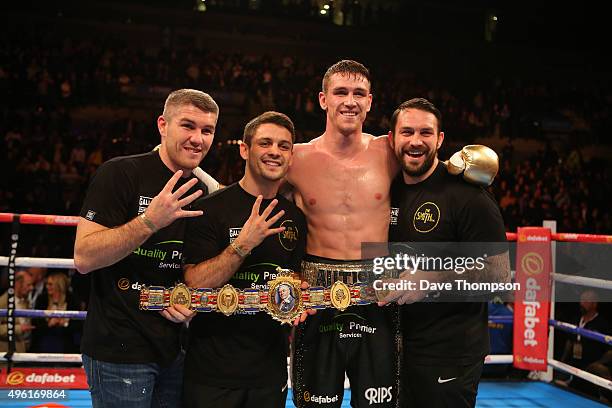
<box><xmin>287</xmin><ymin>134</ymin><xmax>397</xmax><ymax>260</ymax></box>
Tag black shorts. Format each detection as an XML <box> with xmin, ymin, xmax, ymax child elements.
<box><xmin>292</xmin><ymin>255</ymin><xmax>401</xmax><ymax>408</ymax></box>
<box><xmin>401</xmin><ymin>358</ymin><xmax>484</xmax><ymax>408</ymax></box>
<box><xmin>183</xmin><ymin>381</ymin><xmax>288</xmax><ymax>408</ymax></box>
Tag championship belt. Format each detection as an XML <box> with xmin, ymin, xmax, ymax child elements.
<box><xmin>139</xmin><ymin>267</ymin><xmax>379</xmax><ymax>325</ymax></box>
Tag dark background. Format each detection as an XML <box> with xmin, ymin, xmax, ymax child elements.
<box><xmin>1</xmin><ymin>0</ymin><xmax>610</xmax><ymax>393</ymax></box>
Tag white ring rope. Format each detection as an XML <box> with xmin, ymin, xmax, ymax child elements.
<box><xmin>549</xmin><ymin>359</ymin><xmax>612</xmax><ymax>391</ymax></box>
<box><xmin>553</xmin><ymin>273</ymin><xmax>612</xmax><ymax>290</ymax></box>
<box><xmin>484</xmin><ymin>354</ymin><xmax>513</xmax><ymax>364</ymax></box>
<box><xmin>0</xmin><ymin>256</ymin><xmax>74</xmax><ymax>269</ymax></box>
<box><xmin>2</xmin><ymin>352</ymin><xmax>82</xmax><ymax>363</ymax></box>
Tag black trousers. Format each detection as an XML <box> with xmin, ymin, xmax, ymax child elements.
<box><xmin>183</xmin><ymin>381</ymin><xmax>288</xmax><ymax>408</ymax></box>
<box><xmin>401</xmin><ymin>359</ymin><xmax>484</xmax><ymax>408</ymax></box>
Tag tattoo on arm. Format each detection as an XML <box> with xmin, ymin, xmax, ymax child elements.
<box><xmin>451</xmin><ymin>251</ymin><xmax>511</xmax><ymax>285</ymax></box>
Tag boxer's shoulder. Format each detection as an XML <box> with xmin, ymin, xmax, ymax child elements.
<box><xmin>293</xmin><ymin>140</ymin><xmax>316</xmax><ymax>156</ymax></box>
<box><xmin>369</xmin><ymin>133</ymin><xmax>391</xmax><ymax>149</ymax></box>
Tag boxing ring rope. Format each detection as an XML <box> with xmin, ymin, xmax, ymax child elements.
<box><xmin>548</xmin><ymin>320</ymin><xmax>612</xmax><ymax>346</ymax></box>
<box><xmin>484</xmin><ymin>337</ymin><xmax>612</xmax><ymax>389</ymax></box>
<box><xmin>548</xmin><ymin>359</ymin><xmax>612</xmax><ymax>390</ymax></box>
<box><xmin>4</xmin><ymin>352</ymin><xmax>83</xmax><ymax>364</ymax></box>
<box><xmin>553</xmin><ymin>274</ymin><xmax>612</xmax><ymax>291</ymax></box>
<box><xmin>1</xmin><ymin>213</ymin><xmax>611</xmax><ymax>393</ymax></box>
<box><xmin>505</xmin><ymin>231</ymin><xmax>612</xmax><ymax>243</ymax></box>
<box><xmin>0</xmin><ymin>213</ymin><xmax>79</xmax><ymax>226</ymax></box>
<box><xmin>0</xmin><ymin>257</ymin><xmax>74</xmax><ymax>269</ymax></box>
<box><xmin>0</xmin><ymin>310</ymin><xmax>86</xmax><ymax>319</ymax></box>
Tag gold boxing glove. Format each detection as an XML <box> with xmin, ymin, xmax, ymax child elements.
<box><xmin>444</xmin><ymin>145</ymin><xmax>499</xmax><ymax>186</ymax></box>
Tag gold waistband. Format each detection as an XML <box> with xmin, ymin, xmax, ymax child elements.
<box><xmin>301</xmin><ymin>260</ymin><xmax>373</xmax><ymax>286</ymax></box>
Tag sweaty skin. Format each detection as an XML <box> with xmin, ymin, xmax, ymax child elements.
<box><xmin>288</xmin><ymin>137</ymin><xmax>397</xmax><ymax>259</ymax></box>
<box><xmin>287</xmin><ymin>73</ymin><xmax>398</xmax><ymax>260</ymax></box>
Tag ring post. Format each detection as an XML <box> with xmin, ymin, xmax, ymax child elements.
<box><xmin>542</xmin><ymin>220</ymin><xmax>557</xmax><ymax>382</ymax></box>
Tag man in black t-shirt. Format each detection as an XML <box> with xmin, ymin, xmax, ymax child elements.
<box><xmin>183</xmin><ymin>111</ymin><xmax>307</xmax><ymax>408</ymax></box>
<box><xmin>383</xmin><ymin>98</ymin><xmax>510</xmax><ymax>408</ymax></box>
<box><xmin>74</xmin><ymin>89</ymin><xmax>219</xmax><ymax>407</ymax></box>
<box><xmin>560</xmin><ymin>290</ymin><xmax>611</xmax><ymax>397</ymax></box>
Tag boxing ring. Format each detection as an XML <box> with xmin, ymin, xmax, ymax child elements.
<box><xmin>1</xmin><ymin>213</ymin><xmax>611</xmax><ymax>407</ymax></box>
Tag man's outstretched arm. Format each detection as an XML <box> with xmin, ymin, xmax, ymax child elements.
<box><xmin>74</xmin><ymin>171</ymin><xmax>202</xmax><ymax>274</ymax></box>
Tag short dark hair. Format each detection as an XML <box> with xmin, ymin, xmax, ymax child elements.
<box><xmin>163</xmin><ymin>89</ymin><xmax>219</xmax><ymax>118</ymax></box>
<box><xmin>242</xmin><ymin>111</ymin><xmax>295</xmax><ymax>146</ymax></box>
<box><xmin>322</xmin><ymin>60</ymin><xmax>371</xmax><ymax>93</ymax></box>
<box><xmin>390</xmin><ymin>98</ymin><xmax>442</xmax><ymax>134</ymax></box>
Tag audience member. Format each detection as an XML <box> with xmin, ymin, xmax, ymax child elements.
<box><xmin>1</xmin><ymin>270</ymin><xmax>35</xmax><ymax>353</ymax></box>
<box><xmin>27</xmin><ymin>267</ymin><xmax>48</xmax><ymax>308</ymax></box>
<box><xmin>30</xmin><ymin>272</ymin><xmax>82</xmax><ymax>354</ymax></box>
<box><xmin>558</xmin><ymin>290</ymin><xmax>611</xmax><ymax>397</ymax></box>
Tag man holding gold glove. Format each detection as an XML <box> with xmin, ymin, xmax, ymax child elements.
<box><xmin>182</xmin><ymin>111</ymin><xmax>307</xmax><ymax>408</ymax></box>
<box><xmin>382</xmin><ymin>98</ymin><xmax>510</xmax><ymax>407</ymax></box>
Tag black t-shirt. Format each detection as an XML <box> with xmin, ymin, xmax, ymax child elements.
<box><xmin>389</xmin><ymin>163</ymin><xmax>507</xmax><ymax>365</ymax></box>
<box><xmin>183</xmin><ymin>183</ymin><xmax>306</xmax><ymax>388</ymax></box>
<box><xmin>572</xmin><ymin>314</ymin><xmax>611</xmax><ymax>368</ymax></box>
<box><xmin>79</xmin><ymin>151</ymin><xmax>206</xmax><ymax>366</ymax></box>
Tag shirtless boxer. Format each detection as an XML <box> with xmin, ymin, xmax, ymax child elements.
<box><xmin>287</xmin><ymin>60</ymin><xmax>400</xmax><ymax>408</ymax></box>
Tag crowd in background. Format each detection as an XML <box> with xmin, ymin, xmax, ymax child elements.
<box><xmin>2</xmin><ymin>32</ymin><xmax>610</xmax><ymax>237</ymax></box>
<box><xmin>1</xmin><ymin>4</ymin><xmax>611</xmax><ymax>402</ymax></box>
<box><xmin>493</xmin><ymin>141</ymin><xmax>611</xmax><ymax>234</ymax></box>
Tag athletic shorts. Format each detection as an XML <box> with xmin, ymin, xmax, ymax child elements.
<box><xmin>291</xmin><ymin>255</ymin><xmax>401</xmax><ymax>408</ymax></box>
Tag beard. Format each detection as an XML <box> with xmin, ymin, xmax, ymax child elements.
<box><xmin>400</xmin><ymin>147</ymin><xmax>437</xmax><ymax>178</ymax></box>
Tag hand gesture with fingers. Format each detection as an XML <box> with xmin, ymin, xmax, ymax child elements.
<box><xmin>234</xmin><ymin>196</ymin><xmax>286</xmax><ymax>253</ymax></box>
<box><xmin>143</xmin><ymin>170</ymin><xmax>204</xmax><ymax>231</ymax></box>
